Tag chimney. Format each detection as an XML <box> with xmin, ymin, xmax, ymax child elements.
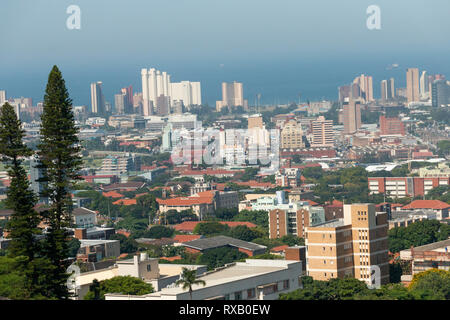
<box><xmin>134</xmin><ymin>254</ymin><xmax>140</xmax><ymax>265</ymax></box>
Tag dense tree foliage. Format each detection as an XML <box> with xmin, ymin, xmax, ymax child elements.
<box><xmin>142</xmin><ymin>225</ymin><xmax>174</xmax><ymax>239</ymax></box>
<box><xmin>388</xmin><ymin>220</ymin><xmax>450</xmax><ymax>253</ymax></box>
<box><xmin>109</xmin><ymin>234</ymin><xmax>138</xmax><ymax>254</ymax></box>
<box><xmin>232</xmin><ymin>210</ymin><xmax>269</xmax><ymax>229</ymax></box>
<box><xmin>84</xmin><ymin>276</ymin><xmax>154</xmax><ymax>300</ymax></box>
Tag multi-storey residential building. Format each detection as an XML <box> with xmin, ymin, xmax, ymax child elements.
<box><xmin>311</xmin><ymin>116</ymin><xmax>334</xmax><ymax>147</ymax></box>
<box><xmin>90</xmin><ymin>81</ymin><xmax>105</xmax><ymax>114</ymax></box>
<box><xmin>280</xmin><ymin>120</ymin><xmax>304</xmax><ymax>149</ymax></box>
<box><xmin>269</xmin><ymin>206</ymin><xmax>325</xmax><ymax>239</ymax></box>
<box><xmin>431</xmin><ymin>79</ymin><xmax>450</xmax><ymax>107</ymax></box>
<box><xmin>98</xmin><ymin>154</ymin><xmax>136</xmax><ymax>176</ymax></box>
<box><xmin>352</xmin><ymin>74</ymin><xmax>373</xmax><ymax>103</ymax></box>
<box><xmin>305</xmin><ymin>204</ymin><xmax>389</xmax><ymax>286</ymax></box>
<box><xmin>368</xmin><ymin>176</ymin><xmax>450</xmax><ymax>198</ymax></box>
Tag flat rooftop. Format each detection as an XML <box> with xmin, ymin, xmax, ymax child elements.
<box><xmin>311</xmin><ymin>219</ymin><xmax>346</xmax><ymax>228</ymax></box>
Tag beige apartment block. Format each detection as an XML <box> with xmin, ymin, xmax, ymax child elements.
<box><xmin>305</xmin><ymin>204</ymin><xmax>389</xmax><ymax>286</ymax></box>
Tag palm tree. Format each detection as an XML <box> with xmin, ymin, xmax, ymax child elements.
<box><xmin>175</xmin><ymin>267</ymin><xmax>206</xmax><ymax>300</ymax></box>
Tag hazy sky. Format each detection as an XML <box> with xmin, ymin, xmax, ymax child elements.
<box><xmin>1</xmin><ymin>0</ymin><xmax>450</xmax><ymax>106</ymax></box>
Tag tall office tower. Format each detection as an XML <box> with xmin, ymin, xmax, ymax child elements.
<box><xmin>156</xmin><ymin>95</ymin><xmax>170</xmax><ymax>116</ymax></box>
<box><xmin>305</xmin><ymin>203</ymin><xmax>389</xmax><ymax>285</ymax></box>
<box><xmin>216</xmin><ymin>81</ymin><xmax>248</xmax><ymax>112</ymax></box>
<box><xmin>280</xmin><ymin>120</ymin><xmax>304</xmax><ymax>149</ymax></box>
<box><xmin>338</xmin><ymin>85</ymin><xmax>350</xmax><ymax>103</ymax></box>
<box><xmin>352</xmin><ymin>74</ymin><xmax>373</xmax><ymax>103</ymax></box>
<box><xmin>114</xmin><ymin>93</ymin><xmax>126</xmax><ymax>114</ymax></box>
<box><xmin>90</xmin><ymin>82</ymin><xmax>105</xmax><ymax>114</ymax></box>
<box><xmin>406</xmin><ymin>68</ymin><xmax>420</xmax><ymax>103</ymax></box>
<box><xmin>380</xmin><ymin>80</ymin><xmax>388</xmax><ymax>101</ymax></box>
<box><xmin>343</xmin><ymin>100</ymin><xmax>361</xmax><ymax>134</ymax></box>
<box><xmin>0</xmin><ymin>90</ymin><xmax>6</xmax><ymax>106</ymax></box>
<box><xmin>156</xmin><ymin>70</ymin><xmax>163</xmax><ymax>97</ymax></box>
<box><xmin>248</xmin><ymin>114</ymin><xmax>263</xmax><ymax>129</ymax></box>
<box><xmin>311</xmin><ymin>116</ymin><xmax>334</xmax><ymax>147</ymax></box>
<box><xmin>30</xmin><ymin>154</ymin><xmax>48</xmax><ymax>205</ymax></box>
<box><xmin>420</xmin><ymin>71</ymin><xmax>429</xmax><ymax>99</ymax></box>
<box><xmin>379</xmin><ymin>116</ymin><xmax>405</xmax><ymax>136</ymax></box>
<box><xmin>432</xmin><ymin>79</ymin><xmax>450</xmax><ymax>107</ymax></box>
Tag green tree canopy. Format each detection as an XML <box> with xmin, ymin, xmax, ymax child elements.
<box><xmin>84</xmin><ymin>276</ymin><xmax>154</xmax><ymax>300</ymax></box>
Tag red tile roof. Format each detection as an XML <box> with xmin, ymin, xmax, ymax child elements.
<box><xmin>160</xmin><ymin>256</ymin><xmax>182</xmax><ymax>262</ymax></box>
<box><xmin>103</xmin><ymin>191</ymin><xmax>125</xmax><ymax>199</ymax></box>
<box><xmin>270</xmin><ymin>245</ymin><xmax>289</xmax><ymax>253</ymax></box>
<box><xmin>173</xmin><ymin>234</ymin><xmax>203</xmax><ymax>243</ymax></box>
<box><xmin>235</xmin><ymin>181</ymin><xmax>276</xmax><ymax>188</ymax></box>
<box><xmin>402</xmin><ymin>200</ymin><xmax>450</xmax><ymax>210</ymax></box>
<box><xmin>157</xmin><ymin>196</ymin><xmax>213</xmax><ymax>206</ymax></box>
<box><xmin>173</xmin><ymin>221</ymin><xmax>257</xmax><ymax>232</ymax></box>
<box><xmin>305</xmin><ymin>200</ymin><xmax>319</xmax><ymax>206</ymax></box>
<box><xmin>113</xmin><ymin>199</ymin><xmax>137</xmax><ymax>206</ymax></box>
<box><xmin>116</xmin><ymin>229</ymin><xmax>131</xmax><ymax>238</ymax></box>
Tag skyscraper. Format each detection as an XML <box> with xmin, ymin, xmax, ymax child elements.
<box><xmin>432</xmin><ymin>79</ymin><xmax>450</xmax><ymax>107</ymax></box>
<box><xmin>380</xmin><ymin>80</ymin><xmax>388</xmax><ymax>101</ymax></box>
<box><xmin>141</xmin><ymin>67</ymin><xmax>201</xmax><ymax>115</ymax></box>
<box><xmin>406</xmin><ymin>68</ymin><xmax>420</xmax><ymax>103</ymax></box>
<box><xmin>352</xmin><ymin>74</ymin><xmax>373</xmax><ymax>103</ymax></box>
<box><xmin>114</xmin><ymin>93</ymin><xmax>126</xmax><ymax>114</ymax></box>
<box><xmin>388</xmin><ymin>78</ymin><xmax>395</xmax><ymax>99</ymax></box>
<box><xmin>420</xmin><ymin>70</ymin><xmax>429</xmax><ymax>99</ymax></box>
<box><xmin>311</xmin><ymin>116</ymin><xmax>334</xmax><ymax>147</ymax></box>
<box><xmin>90</xmin><ymin>82</ymin><xmax>105</xmax><ymax>114</ymax></box>
<box><xmin>216</xmin><ymin>81</ymin><xmax>248</xmax><ymax>112</ymax></box>
<box><xmin>343</xmin><ymin>100</ymin><xmax>361</xmax><ymax>134</ymax></box>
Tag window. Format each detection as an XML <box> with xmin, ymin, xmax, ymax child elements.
<box><xmin>146</xmin><ymin>264</ymin><xmax>151</xmax><ymax>272</ymax></box>
<box><xmin>283</xmin><ymin>280</ymin><xmax>289</xmax><ymax>290</ymax></box>
<box><xmin>234</xmin><ymin>291</ymin><xmax>242</xmax><ymax>300</ymax></box>
<box><xmin>247</xmin><ymin>288</ymin><xmax>255</xmax><ymax>299</ymax></box>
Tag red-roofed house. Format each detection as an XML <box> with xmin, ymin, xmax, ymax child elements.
<box><xmin>116</xmin><ymin>230</ymin><xmax>131</xmax><ymax>238</ymax></box>
<box><xmin>173</xmin><ymin>234</ymin><xmax>204</xmax><ymax>244</ymax></box>
<box><xmin>159</xmin><ymin>256</ymin><xmax>182</xmax><ymax>262</ymax></box>
<box><xmin>173</xmin><ymin>221</ymin><xmax>257</xmax><ymax>234</ymax></box>
<box><xmin>103</xmin><ymin>191</ymin><xmax>125</xmax><ymax>199</ymax></box>
<box><xmin>401</xmin><ymin>200</ymin><xmax>449</xmax><ymax>220</ymax></box>
<box><xmin>157</xmin><ymin>197</ymin><xmax>214</xmax><ymax>219</ymax></box>
<box><xmin>113</xmin><ymin>199</ymin><xmax>137</xmax><ymax>206</ymax></box>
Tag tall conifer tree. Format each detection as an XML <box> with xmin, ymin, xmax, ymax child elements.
<box><xmin>0</xmin><ymin>102</ymin><xmax>42</xmax><ymax>298</ymax></box>
<box><xmin>37</xmin><ymin>66</ymin><xmax>82</xmax><ymax>299</ymax></box>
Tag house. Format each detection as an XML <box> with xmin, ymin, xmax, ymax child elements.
<box><xmin>77</xmin><ymin>239</ymin><xmax>121</xmax><ymax>263</ymax></box>
<box><xmin>181</xmin><ymin>235</ymin><xmax>267</xmax><ymax>257</ymax></box>
<box><xmin>73</xmin><ymin>207</ymin><xmax>98</xmax><ymax>229</ymax></box>
<box><xmin>101</xmin><ymin>181</ymin><xmax>146</xmax><ymax>192</ymax></box>
<box><xmin>401</xmin><ymin>200</ymin><xmax>450</xmax><ymax>220</ymax></box>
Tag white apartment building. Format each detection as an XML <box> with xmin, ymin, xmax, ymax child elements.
<box><xmin>105</xmin><ymin>259</ymin><xmax>304</xmax><ymax>300</ymax></box>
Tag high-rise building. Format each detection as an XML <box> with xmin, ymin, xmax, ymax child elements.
<box><xmin>280</xmin><ymin>120</ymin><xmax>304</xmax><ymax>149</ymax></box>
<box><xmin>406</xmin><ymin>68</ymin><xmax>420</xmax><ymax>103</ymax></box>
<box><xmin>338</xmin><ymin>85</ymin><xmax>350</xmax><ymax>103</ymax></box>
<box><xmin>114</xmin><ymin>93</ymin><xmax>127</xmax><ymax>114</ymax></box>
<box><xmin>141</xmin><ymin>68</ymin><xmax>201</xmax><ymax>115</ymax></box>
<box><xmin>305</xmin><ymin>203</ymin><xmax>389</xmax><ymax>286</ymax></box>
<box><xmin>311</xmin><ymin>116</ymin><xmax>334</xmax><ymax>147</ymax></box>
<box><xmin>0</xmin><ymin>90</ymin><xmax>6</xmax><ymax>106</ymax></box>
<box><xmin>343</xmin><ymin>100</ymin><xmax>361</xmax><ymax>134</ymax></box>
<box><xmin>352</xmin><ymin>74</ymin><xmax>373</xmax><ymax>103</ymax></box>
<box><xmin>156</xmin><ymin>95</ymin><xmax>170</xmax><ymax>116</ymax></box>
<box><xmin>419</xmin><ymin>71</ymin><xmax>429</xmax><ymax>100</ymax></box>
<box><xmin>431</xmin><ymin>79</ymin><xmax>450</xmax><ymax>107</ymax></box>
<box><xmin>216</xmin><ymin>81</ymin><xmax>248</xmax><ymax>112</ymax></box>
<box><xmin>380</xmin><ymin>80</ymin><xmax>388</xmax><ymax>101</ymax></box>
<box><xmin>379</xmin><ymin>115</ymin><xmax>405</xmax><ymax>136</ymax></box>
<box><xmin>170</xmin><ymin>81</ymin><xmax>202</xmax><ymax>108</ymax></box>
<box><xmin>90</xmin><ymin>82</ymin><xmax>105</xmax><ymax>114</ymax></box>
<box><xmin>269</xmin><ymin>206</ymin><xmax>325</xmax><ymax>239</ymax></box>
